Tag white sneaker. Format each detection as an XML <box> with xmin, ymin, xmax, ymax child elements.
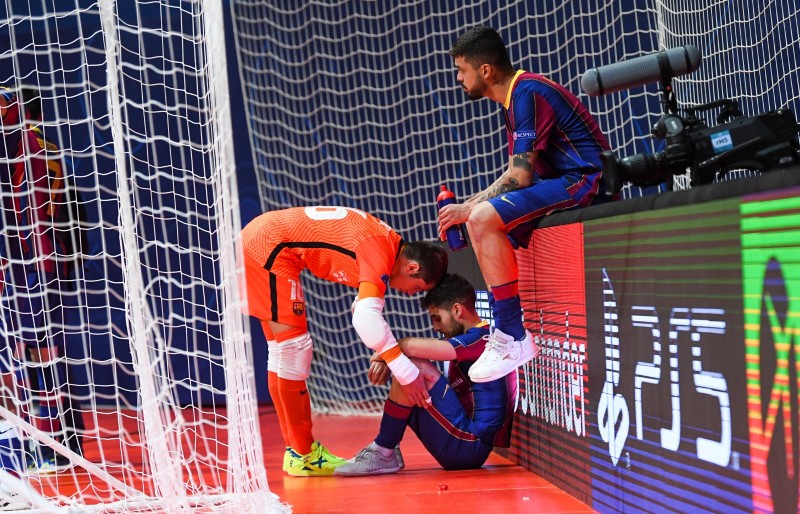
<box><xmin>0</xmin><ymin>484</ymin><xmax>28</xmax><ymax>511</ymax></box>
<box><xmin>0</xmin><ymin>493</ymin><xmax>27</xmax><ymax>511</ymax></box>
<box><xmin>468</xmin><ymin>328</ymin><xmax>538</xmax><ymax>383</ymax></box>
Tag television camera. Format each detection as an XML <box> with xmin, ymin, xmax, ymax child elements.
<box><xmin>581</xmin><ymin>46</ymin><xmax>800</xmax><ymax>194</ymax></box>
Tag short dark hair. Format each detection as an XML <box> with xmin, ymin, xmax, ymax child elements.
<box><xmin>403</xmin><ymin>241</ymin><xmax>448</xmax><ymax>285</ymax></box>
<box><xmin>19</xmin><ymin>87</ymin><xmax>41</xmax><ymax>120</ymax></box>
<box><xmin>420</xmin><ymin>273</ymin><xmax>476</xmax><ymax>313</ymax></box>
<box><xmin>449</xmin><ymin>25</ymin><xmax>513</xmax><ymax>73</ymax></box>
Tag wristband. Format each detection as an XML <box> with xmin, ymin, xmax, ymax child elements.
<box><xmin>385</xmin><ymin>353</ymin><xmax>420</xmax><ymax>385</ymax></box>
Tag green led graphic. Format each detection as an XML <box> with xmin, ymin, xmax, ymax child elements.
<box><xmin>741</xmin><ymin>194</ymin><xmax>800</xmax><ymax>514</ymax></box>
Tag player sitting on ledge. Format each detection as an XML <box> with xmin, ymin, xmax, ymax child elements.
<box><xmin>438</xmin><ymin>25</ymin><xmax>612</xmax><ymax>383</ymax></box>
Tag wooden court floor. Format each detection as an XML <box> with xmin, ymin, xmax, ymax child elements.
<box><xmin>264</xmin><ymin>406</ymin><xmax>595</xmax><ymax>514</ymax></box>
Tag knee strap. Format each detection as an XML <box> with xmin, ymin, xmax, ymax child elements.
<box><xmin>276</xmin><ymin>332</ymin><xmax>313</xmax><ymax>380</ymax></box>
<box><xmin>266</xmin><ymin>340</ymin><xmax>279</xmax><ymax>374</ymax></box>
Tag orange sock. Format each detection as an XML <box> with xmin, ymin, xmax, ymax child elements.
<box><xmin>278</xmin><ymin>377</ymin><xmax>314</xmax><ymax>455</ymax></box>
<box><xmin>267</xmin><ymin>371</ymin><xmax>291</xmax><ymax>448</ymax></box>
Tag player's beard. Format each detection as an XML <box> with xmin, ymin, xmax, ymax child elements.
<box><xmin>464</xmin><ymin>89</ymin><xmax>482</xmax><ymax>101</ymax></box>
<box><xmin>462</xmin><ymin>78</ymin><xmax>488</xmax><ymax>101</ymax></box>
<box><xmin>442</xmin><ymin>320</ymin><xmax>466</xmax><ymax>339</ymax></box>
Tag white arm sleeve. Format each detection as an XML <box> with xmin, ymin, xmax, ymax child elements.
<box><xmin>351</xmin><ymin>296</ymin><xmax>395</xmax><ymax>353</ymax></box>
<box><xmin>352</xmin><ymin>296</ymin><xmax>419</xmax><ymax>385</ymax></box>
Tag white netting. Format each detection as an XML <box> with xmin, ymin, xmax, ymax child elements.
<box><xmin>229</xmin><ymin>0</ymin><xmax>800</xmax><ymax>416</ymax></box>
<box><xmin>0</xmin><ymin>1</ymin><xmax>287</xmax><ymax>512</ymax></box>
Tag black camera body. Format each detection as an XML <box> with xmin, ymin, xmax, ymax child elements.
<box><xmin>602</xmin><ymin>101</ymin><xmax>800</xmax><ymax>194</ymax></box>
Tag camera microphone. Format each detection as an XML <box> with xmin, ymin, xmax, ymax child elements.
<box><xmin>581</xmin><ymin>45</ymin><xmax>702</xmax><ymax>97</ymax></box>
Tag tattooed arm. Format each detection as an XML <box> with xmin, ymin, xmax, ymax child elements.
<box><xmin>465</xmin><ymin>151</ymin><xmax>538</xmax><ymax>205</ymax></box>
<box><xmin>437</xmin><ymin>150</ymin><xmax>538</xmax><ymax>239</ymax></box>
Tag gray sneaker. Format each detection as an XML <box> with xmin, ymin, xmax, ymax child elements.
<box><xmin>395</xmin><ymin>446</ymin><xmax>405</xmax><ymax>470</ymax></box>
<box><xmin>334</xmin><ymin>442</ymin><xmax>402</xmax><ymax>476</ymax></box>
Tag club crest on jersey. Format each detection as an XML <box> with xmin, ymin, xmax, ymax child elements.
<box><xmin>292</xmin><ymin>301</ymin><xmax>305</xmax><ymax>316</ymax></box>
<box><xmin>512</xmin><ymin>130</ymin><xmax>536</xmax><ymax>140</ymax></box>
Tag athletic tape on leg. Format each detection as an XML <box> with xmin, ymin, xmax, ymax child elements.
<box><xmin>276</xmin><ymin>333</ymin><xmax>313</xmax><ymax>381</ymax></box>
<box><xmin>267</xmin><ymin>340</ymin><xmax>279</xmax><ymax>374</ymax></box>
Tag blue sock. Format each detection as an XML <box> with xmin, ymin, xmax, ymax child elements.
<box><xmin>12</xmin><ymin>364</ymin><xmax>31</xmax><ymax>423</ymax></box>
<box><xmin>36</xmin><ymin>366</ymin><xmax>63</xmax><ymax>432</ymax></box>
<box><xmin>374</xmin><ymin>399</ymin><xmax>411</xmax><ymax>449</ymax></box>
<box><xmin>494</xmin><ymin>296</ymin><xmax>524</xmax><ymax>340</ymax></box>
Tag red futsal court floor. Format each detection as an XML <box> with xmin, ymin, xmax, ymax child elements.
<box><xmin>24</xmin><ymin>405</ymin><xmax>594</xmax><ymax>513</ymax></box>
<box><xmin>265</xmin><ymin>406</ymin><xmax>594</xmax><ymax>514</ymax></box>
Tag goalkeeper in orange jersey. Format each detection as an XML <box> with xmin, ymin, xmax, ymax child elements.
<box><xmin>241</xmin><ymin>206</ymin><xmax>448</xmax><ymax>476</ymax></box>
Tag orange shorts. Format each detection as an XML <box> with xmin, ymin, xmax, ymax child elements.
<box><xmin>242</xmin><ymin>251</ymin><xmax>308</xmax><ymax>330</ymax></box>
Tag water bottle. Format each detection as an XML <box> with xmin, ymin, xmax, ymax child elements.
<box><xmin>436</xmin><ymin>184</ymin><xmax>468</xmax><ymax>251</ymax></box>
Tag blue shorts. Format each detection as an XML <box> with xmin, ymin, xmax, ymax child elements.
<box><xmin>0</xmin><ymin>420</ymin><xmax>28</xmax><ymax>472</ymax></box>
<box><xmin>1</xmin><ymin>266</ymin><xmax>65</xmax><ymax>352</ymax></box>
<box><xmin>407</xmin><ymin>376</ymin><xmax>493</xmax><ymax>470</ymax></box>
<box><xmin>488</xmin><ymin>171</ymin><xmax>610</xmax><ymax>248</ymax></box>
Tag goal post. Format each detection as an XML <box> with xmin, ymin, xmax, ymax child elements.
<box><xmin>0</xmin><ymin>0</ymin><xmax>286</xmax><ymax>512</ymax></box>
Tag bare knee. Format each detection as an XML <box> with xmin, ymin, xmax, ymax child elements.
<box><xmin>388</xmin><ymin>358</ymin><xmax>441</xmax><ymax>403</ymax></box>
<box><xmin>467</xmin><ymin>202</ymin><xmax>503</xmax><ymax>241</ymax></box>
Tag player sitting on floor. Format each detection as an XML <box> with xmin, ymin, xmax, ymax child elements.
<box><xmin>335</xmin><ymin>273</ymin><xmax>517</xmax><ymax>475</ymax></box>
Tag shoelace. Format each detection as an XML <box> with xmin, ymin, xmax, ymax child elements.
<box><xmin>483</xmin><ymin>334</ymin><xmax>506</xmax><ymax>351</ymax></box>
<box><xmin>355</xmin><ymin>448</ymin><xmax>377</xmax><ymax>462</ymax></box>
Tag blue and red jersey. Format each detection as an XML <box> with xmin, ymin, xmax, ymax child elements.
<box><xmin>16</xmin><ymin>125</ymin><xmax>65</xmax><ymax>273</ymax></box>
<box><xmin>503</xmin><ymin>70</ymin><xmax>609</xmax><ymax>179</ymax></box>
<box><xmin>0</xmin><ymin>89</ymin><xmax>67</xmax><ymax>274</ymax></box>
<box><xmin>445</xmin><ymin>321</ymin><xmax>517</xmax><ymax>447</ymax></box>
<box><xmin>0</xmin><ymin>88</ymin><xmax>24</xmax><ymax>249</ymax></box>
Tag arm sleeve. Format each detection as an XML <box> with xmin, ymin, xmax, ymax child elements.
<box><xmin>351</xmin><ymin>296</ymin><xmax>395</xmax><ymax>353</ymax></box>
<box><xmin>351</xmin><ymin>296</ymin><xmax>419</xmax><ymax>384</ymax></box>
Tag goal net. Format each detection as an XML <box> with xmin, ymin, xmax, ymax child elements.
<box><xmin>0</xmin><ymin>1</ymin><xmax>286</xmax><ymax>512</ymax></box>
<box><xmin>229</xmin><ymin>1</ymin><xmax>800</xmax><ymax>415</ymax></box>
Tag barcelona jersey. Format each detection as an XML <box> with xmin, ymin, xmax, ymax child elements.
<box><xmin>15</xmin><ymin>126</ymin><xmax>65</xmax><ymax>273</ymax></box>
<box><xmin>446</xmin><ymin>321</ymin><xmax>517</xmax><ymax>447</ymax></box>
<box><xmin>504</xmin><ymin>70</ymin><xmax>609</xmax><ymax>180</ymax></box>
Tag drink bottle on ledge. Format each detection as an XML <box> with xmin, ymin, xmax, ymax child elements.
<box><xmin>436</xmin><ymin>184</ymin><xmax>468</xmax><ymax>251</ymax></box>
